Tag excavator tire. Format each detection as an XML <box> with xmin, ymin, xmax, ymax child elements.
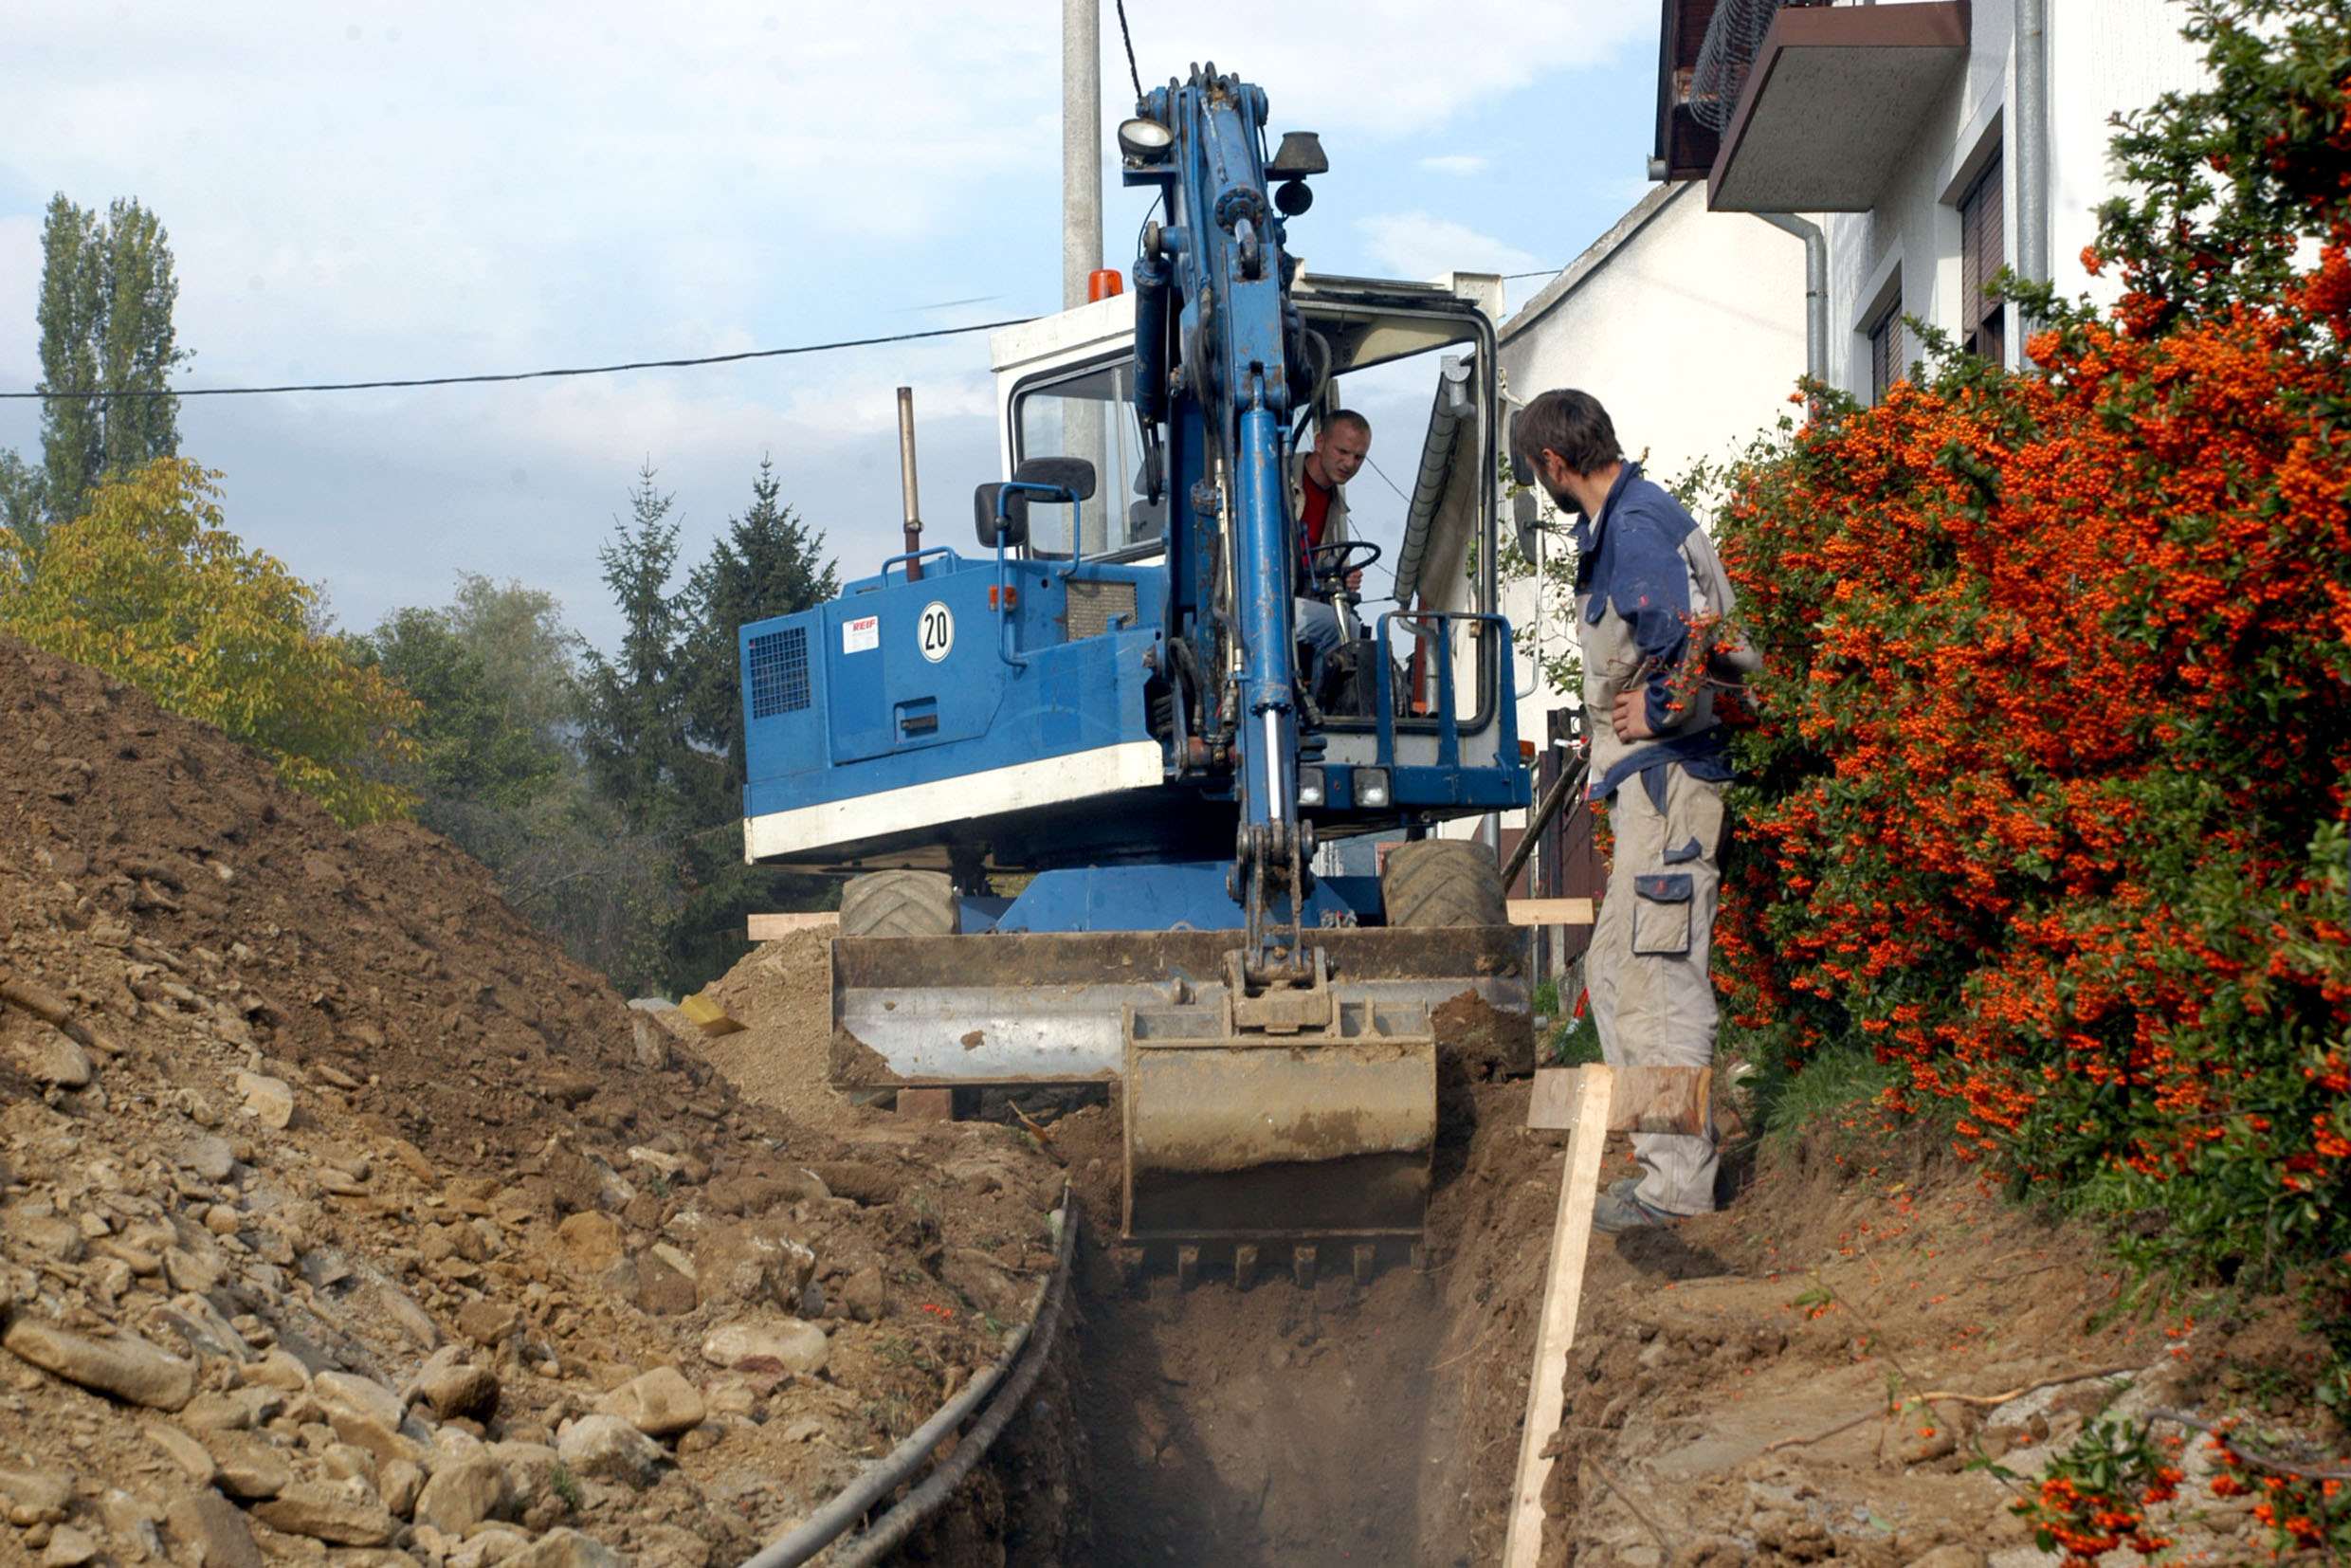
<box><xmin>1381</xmin><ymin>838</ymin><xmax>1507</xmax><ymax>928</ymax></box>
<box><xmin>839</xmin><ymin>869</ymin><xmax>960</xmax><ymax>939</ymax></box>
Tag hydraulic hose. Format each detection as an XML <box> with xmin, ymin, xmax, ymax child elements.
<box><xmin>738</xmin><ymin>1198</ymin><xmax>1078</xmax><ymax>1568</ymax></box>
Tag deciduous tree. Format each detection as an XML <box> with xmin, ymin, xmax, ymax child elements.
<box><xmin>2</xmin><ymin>457</ymin><xmax>416</xmax><ymax>824</ymax></box>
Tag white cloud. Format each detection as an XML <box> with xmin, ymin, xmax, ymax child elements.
<box><xmin>1106</xmin><ymin>1</ymin><xmax>1647</xmax><ymax>136</ymax></box>
<box><xmin>1356</xmin><ymin>212</ymin><xmax>1540</xmax><ymax>281</ymax></box>
<box><xmin>1419</xmin><ymin>154</ymin><xmax>1490</xmax><ymax>176</ymax></box>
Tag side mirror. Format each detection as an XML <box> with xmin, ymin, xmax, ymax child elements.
<box><xmin>1012</xmin><ymin>456</ymin><xmax>1097</xmax><ymax>501</ymax></box>
<box><xmin>975</xmin><ymin>483</ymin><xmax>1029</xmax><ymax>548</ymax></box>
<box><xmin>1512</xmin><ymin>488</ymin><xmax>1543</xmax><ymax>562</ymax></box>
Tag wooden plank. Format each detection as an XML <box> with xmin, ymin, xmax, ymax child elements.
<box><xmin>1527</xmin><ymin>1064</ymin><xmax>1710</xmax><ymax>1134</ymax></box>
<box><xmin>1501</xmin><ymin>1063</ymin><xmax>1615</xmax><ymax>1568</ymax></box>
<box><xmin>1508</xmin><ymin>897</ymin><xmax>1595</xmax><ymax>927</ymax></box>
<box><xmin>747</xmin><ymin>911</ymin><xmax>840</xmax><ymax>940</ymax></box>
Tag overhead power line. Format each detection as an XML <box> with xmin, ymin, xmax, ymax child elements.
<box><xmin>0</xmin><ymin>317</ymin><xmax>1038</xmax><ymax>401</ymax></box>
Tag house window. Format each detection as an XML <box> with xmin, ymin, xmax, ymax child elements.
<box><xmin>1959</xmin><ymin>153</ymin><xmax>2006</xmax><ymax>365</ymax></box>
<box><xmin>1868</xmin><ymin>301</ymin><xmax>1904</xmax><ymax>404</ymax></box>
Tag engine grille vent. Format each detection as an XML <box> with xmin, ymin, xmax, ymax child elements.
<box><xmin>747</xmin><ymin>626</ymin><xmax>811</xmax><ymax>717</ymax></box>
<box><xmin>1066</xmin><ymin>580</ymin><xmax>1138</xmax><ymax>641</ymax></box>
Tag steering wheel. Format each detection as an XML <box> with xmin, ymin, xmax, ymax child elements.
<box><xmin>1303</xmin><ymin>538</ymin><xmax>1382</xmax><ymax>593</ymax></box>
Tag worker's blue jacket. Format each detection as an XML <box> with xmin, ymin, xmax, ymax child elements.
<box><xmin>1570</xmin><ymin>463</ymin><xmax>1741</xmax><ymax>808</ymax></box>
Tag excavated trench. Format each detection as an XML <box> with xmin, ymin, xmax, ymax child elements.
<box><xmin>1067</xmin><ymin>1250</ymin><xmax>1460</xmax><ymax>1565</ymax></box>
<box><xmin>690</xmin><ymin>935</ymin><xmax>1561</xmax><ymax>1567</ymax></box>
<box><xmin>939</xmin><ymin>1056</ymin><xmax>1560</xmax><ymax>1568</ymax></box>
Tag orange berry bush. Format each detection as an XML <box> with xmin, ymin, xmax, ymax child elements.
<box><xmin>1709</xmin><ymin>0</ymin><xmax>2351</xmax><ymax>1301</ymax></box>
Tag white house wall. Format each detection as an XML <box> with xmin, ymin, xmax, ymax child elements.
<box><xmin>2049</xmin><ymin>0</ymin><xmax>2208</xmax><ymax>314</ymax></box>
<box><xmin>1827</xmin><ymin>0</ymin><xmax>2205</xmax><ymax>397</ymax></box>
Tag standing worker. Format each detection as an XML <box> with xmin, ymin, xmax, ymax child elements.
<box><xmin>1514</xmin><ymin>389</ymin><xmax>1748</xmax><ymax>1233</ymax></box>
<box><xmin>1289</xmin><ymin>410</ymin><xmax>1372</xmax><ymax>667</ymax></box>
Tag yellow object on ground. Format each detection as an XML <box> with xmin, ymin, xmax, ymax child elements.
<box><xmin>678</xmin><ymin>991</ymin><xmax>744</xmax><ymax>1036</ymax></box>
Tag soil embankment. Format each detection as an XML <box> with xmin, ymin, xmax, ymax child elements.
<box><xmin>0</xmin><ymin>634</ymin><xmax>1066</xmax><ymax>1567</ymax></box>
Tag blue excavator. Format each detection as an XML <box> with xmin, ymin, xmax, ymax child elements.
<box><xmin>737</xmin><ymin>64</ymin><xmax>1531</xmax><ymax>1285</ymax></box>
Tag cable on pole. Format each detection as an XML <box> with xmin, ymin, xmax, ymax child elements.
<box><xmin>0</xmin><ymin>317</ymin><xmax>1037</xmax><ymax>401</ymax></box>
<box><xmin>1115</xmin><ymin>0</ymin><xmax>1145</xmax><ymax>101</ymax></box>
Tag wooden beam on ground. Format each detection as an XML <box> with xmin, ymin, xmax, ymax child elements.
<box><xmin>746</xmin><ymin>912</ymin><xmax>841</xmax><ymax>940</ymax></box>
<box><xmin>1527</xmin><ymin>1064</ymin><xmax>1710</xmax><ymax>1135</ymax></box>
<box><xmin>1502</xmin><ymin>1063</ymin><xmax>1615</xmax><ymax>1568</ymax></box>
<box><xmin>1507</xmin><ymin>897</ymin><xmax>1595</xmax><ymax>927</ymax></box>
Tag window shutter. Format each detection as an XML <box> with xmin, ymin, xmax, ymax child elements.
<box><xmin>1959</xmin><ymin>153</ymin><xmax>2006</xmax><ymax>360</ymax></box>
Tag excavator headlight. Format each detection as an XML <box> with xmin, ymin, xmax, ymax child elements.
<box><xmin>1118</xmin><ymin>118</ymin><xmax>1174</xmax><ymax>162</ymax></box>
<box><xmin>1353</xmin><ymin>768</ymin><xmax>1391</xmax><ymax>809</ymax></box>
<box><xmin>1296</xmin><ymin>766</ymin><xmax>1326</xmax><ymax>809</ymax></box>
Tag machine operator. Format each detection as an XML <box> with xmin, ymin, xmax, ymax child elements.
<box><xmin>1289</xmin><ymin>409</ymin><xmax>1372</xmax><ymax>671</ymax></box>
<box><xmin>1515</xmin><ymin>388</ymin><xmax>1747</xmax><ymax>1235</ymax></box>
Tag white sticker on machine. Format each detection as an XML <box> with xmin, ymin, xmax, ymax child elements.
<box><xmin>917</xmin><ymin>601</ymin><xmax>954</xmax><ymax>663</ymax></box>
<box><xmin>843</xmin><ymin>614</ymin><xmax>880</xmax><ymax>653</ymax></box>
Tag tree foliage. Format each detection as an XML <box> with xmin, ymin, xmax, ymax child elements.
<box><xmin>679</xmin><ymin>457</ymin><xmax>839</xmax><ymax>822</ymax></box>
<box><xmin>367</xmin><ymin>458</ymin><xmax>841</xmax><ymax>996</ymax></box>
<box><xmin>2085</xmin><ymin>0</ymin><xmax>2351</xmax><ymax>335</ymax></box>
<box><xmin>351</xmin><ymin>573</ymin><xmax>678</xmax><ymax>991</ymax></box>
<box><xmin>31</xmin><ymin>195</ymin><xmax>189</xmax><ymax>538</ymax></box>
<box><xmin>581</xmin><ymin>465</ymin><xmax>691</xmax><ymax>838</ymax></box>
<box><xmin>668</xmin><ymin>458</ymin><xmax>839</xmax><ymax>990</ymax></box>
<box><xmin>355</xmin><ymin>577</ymin><xmax>579</xmax><ymax>812</ymax></box>
<box><xmin>574</xmin><ymin>457</ymin><xmax>840</xmax><ymax>993</ymax></box>
<box><xmin>0</xmin><ymin>452</ymin><xmax>41</xmax><ymax>579</ymax></box>
<box><xmin>0</xmin><ymin>458</ymin><xmax>416</xmax><ymax>824</ymax></box>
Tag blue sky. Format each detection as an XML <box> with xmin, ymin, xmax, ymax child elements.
<box><xmin>0</xmin><ymin>2</ymin><xmax>1663</xmax><ymax>649</ymax></box>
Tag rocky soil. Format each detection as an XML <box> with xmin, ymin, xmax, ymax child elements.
<box><xmin>0</xmin><ymin>635</ymin><xmax>1066</xmax><ymax>1568</ymax></box>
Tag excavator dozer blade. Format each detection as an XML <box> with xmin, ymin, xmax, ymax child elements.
<box><xmin>828</xmin><ymin>926</ymin><xmax>1527</xmax><ymax>1088</ymax></box>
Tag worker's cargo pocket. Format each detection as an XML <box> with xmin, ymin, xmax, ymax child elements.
<box><xmin>1630</xmin><ymin>873</ymin><xmax>1693</xmax><ymax>957</ymax></box>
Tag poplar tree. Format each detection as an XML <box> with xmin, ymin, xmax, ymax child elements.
<box><xmin>32</xmin><ymin>195</ymin><xmax>189</xmax><ymax>534</ymax></box>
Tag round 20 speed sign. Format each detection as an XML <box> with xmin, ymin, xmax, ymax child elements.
<box><xmin>917</xmin><ymin>601</ymin><xmax>954</xmax><ymax>663</ymax></box>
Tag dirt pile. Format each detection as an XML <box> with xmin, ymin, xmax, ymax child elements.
<box><xmin>0</xmin><ymin>635</ymin><xmax>1064</xmax><ymax>1568</ymax></box>
<box><xmin>1504</xmin><ymin>1107</ymin><xmax>2323</xmax><ymax>1566</ymax></box>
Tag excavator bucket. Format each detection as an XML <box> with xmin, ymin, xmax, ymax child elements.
<box><xmin>829</xmin><ymin>926</ymin><xmax>1528</xmax><ymax>1260</ymax></box>
<box><xmin>1121</xmin><ymin>949</ymin><xmax>1436</xmax><ymax>1249</ymax></box>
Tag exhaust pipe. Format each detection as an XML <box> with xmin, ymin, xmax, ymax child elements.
<box><xmin>897</xmin><ymin>385</ymin><xmax>924</xmax><ymax>582</ymax></box>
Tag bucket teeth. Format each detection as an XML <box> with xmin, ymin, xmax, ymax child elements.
<box><xmin>1233</xmin><ymin>1243</ymin><xmax>1259</xmax><ymax>1291</ymax></box>
<box><xmin>1352</xmin><ymin>1243</ymin><xmax>1376</xmax><ymax>1286</ymax></box>
<box><xmin>1176</xmin><ymin>1245</ymin><xmax>1200</xmax><ymax>1291</ymax></box>
<box><xmin>1292</xmin><ymin>1244</ymin><xmax>1317</xmax><ymax>1288</ymax></box>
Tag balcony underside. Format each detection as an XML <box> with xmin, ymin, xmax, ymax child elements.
<box><xmin>1707</xmin><ymin>2</ymin><xmax>1971</xmax><ymax>213</ymax></box>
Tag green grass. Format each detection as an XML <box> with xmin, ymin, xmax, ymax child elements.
<box><xmin>1747</xmin><ymin>1038</ymin><xmax>1905</xmax><ymax>1158</ymax></box>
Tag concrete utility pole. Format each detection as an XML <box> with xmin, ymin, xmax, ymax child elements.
<box><xmin>1061</xmin><ymin>0</ymin><xmax>1109</xmax><ymax>555</ymax></box>
<box><xmin>1062</xmin><ymin>0</ymin><xmax>1103</xmax><ymax>311</ymax></box>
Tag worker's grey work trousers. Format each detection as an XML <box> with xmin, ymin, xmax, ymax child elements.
<box><xmin>1587</xmin><ymin>762</ymin><xmax>1725</xmax><ymax>1216</ymax></box>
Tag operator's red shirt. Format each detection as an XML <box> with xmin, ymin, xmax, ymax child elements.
<box><xmin>1300</xmin><ymin>474</ymin><xmax>1334</xmax><ymax>578</ymax></box>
